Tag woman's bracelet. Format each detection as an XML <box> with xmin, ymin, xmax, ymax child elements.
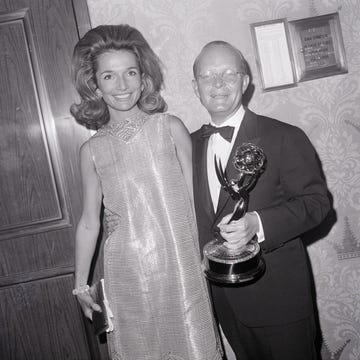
<box><xmin>72</xmin><ymin>284</ymin><xmax>90</xmax><ymax>296</ymax></box>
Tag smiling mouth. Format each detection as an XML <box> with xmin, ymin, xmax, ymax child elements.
<box><xmin>114</xmin><ymin>94</ymin><xmax>131</xmax><ymax>99</ymax></box>
<box><xmin>211</xmin><ymin>94</ymin><xmax>228</xmax><ymax>99</ymax></box>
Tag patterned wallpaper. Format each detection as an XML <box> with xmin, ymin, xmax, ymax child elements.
<box><xmin>86</xmin><ymin>1</ymin><xmax>360</xmax><ymax>359</ymax></box>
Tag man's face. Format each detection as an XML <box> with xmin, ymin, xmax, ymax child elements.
<box><xmin>192</xmin><ymin>45</ymin><xmax>249</xmax><ymax>124</ymax></box>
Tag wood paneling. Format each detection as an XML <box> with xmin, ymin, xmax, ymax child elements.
<box><xmin>0</xmin><ymin>11</ymin><xmax>65</xmax><ymax>233</ymax></box>
<box><xmin>0</xmin><ymin>0</ymin><xmax>99</xmax><ymax>359</ymax></box>
<box><xmin>0</xmin><ymin>275</ymin><xmax>90</xmax><ymax>359</ymax></box>
<box><xmin>0</xmin><ymin>229</ymin><xmax>74</xmax><ymax>281</ymax></box>
<box><xmin>28</xmin><ymin>0</ymin><xmax>85</xmax><ymax>118</ymax></box>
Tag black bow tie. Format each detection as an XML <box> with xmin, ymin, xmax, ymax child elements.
<box><xmin>201</xmin><ymin>124</ymin><xmax>235</xmax><ymax>142</ymax></box>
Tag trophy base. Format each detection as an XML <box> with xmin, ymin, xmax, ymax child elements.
<box><xmin>202</xmin><ymin>238</ymin><xmax>266</xmax><ymax>284</ymax></box>
<box><xmin>203</xmin><ymin>257</ymin><xmax>265</xmax><ymax>284</ymax></box>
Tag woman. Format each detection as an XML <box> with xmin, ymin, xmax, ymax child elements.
<box><xmin>70</xmin><ymin>24</ymin><xmax>223</xmax><ymax>360</ymax></box>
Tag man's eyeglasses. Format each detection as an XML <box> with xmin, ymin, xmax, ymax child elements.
<box><xmin>197</xmin><ymin>70</ymin><xmax>242</xmax><ymax>85</ymax></box>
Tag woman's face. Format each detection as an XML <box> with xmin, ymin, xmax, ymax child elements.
<box><xmin>95</xmin><ymin>49</ymin><xmax>144</xmax><ymax>117</ymax></box>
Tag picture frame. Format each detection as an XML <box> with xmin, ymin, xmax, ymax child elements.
<box><xmin>289</xmin><ymin>12</ymin><xmax>348</xmax><ymax>82</ymax></box>
<box><xmin>250</xmin><ymin>19</ymin><xmax>296</xmax><ymax>91</ymax></box>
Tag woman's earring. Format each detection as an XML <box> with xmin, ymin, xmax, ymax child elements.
<box><xmin>141</xmin><ymin>73</ymin><xmax>147</xmax><ymax>92</ymax></box>
<box><xmin>95</xmin><ymin>88</ymin><xmax>103</xmax><ymax>97</ymax></box>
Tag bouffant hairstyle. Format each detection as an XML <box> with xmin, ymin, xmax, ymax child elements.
<box><xmin>70</xmin><ymin>24</ymin><xmax>167</xmax><ymax>130</ymax></box>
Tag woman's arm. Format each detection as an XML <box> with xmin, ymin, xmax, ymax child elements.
<box><xmin>168</xmin><ymin>115</ymin><xmax>194</xmax><ymax>210</ymax></box>
<box><xmin>74</xmin><ymin>141</ymin><xmax>103</xmax><ymax>319</ymax></box>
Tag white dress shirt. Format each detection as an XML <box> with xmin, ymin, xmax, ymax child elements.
<box><xmin>206</xmin><ymin>106</ymin><xmax>265</xmax><ymax>242</ymax></box>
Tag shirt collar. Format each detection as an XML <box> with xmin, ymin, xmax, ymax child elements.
<box><xmin>210</xmin><ymin>105</ymin><xmax>245</xmax><ymax>135</ymax></box>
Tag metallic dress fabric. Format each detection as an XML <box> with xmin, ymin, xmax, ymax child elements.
<box><xmin>88</xmin><ymin>112</ymin><xmax>223</xmax><ymax>360</ymax></box>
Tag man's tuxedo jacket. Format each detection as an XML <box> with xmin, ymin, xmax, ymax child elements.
<box><xmin>191</xmin><ymin>108</ymin><xmax>330</xmax><ymax>327</ymax></box>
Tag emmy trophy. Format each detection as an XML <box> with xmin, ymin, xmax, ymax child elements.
<box><xmin>203</xmin><ymin>143</ymin><xmax>267</xmax><ymax>284</ymax></box>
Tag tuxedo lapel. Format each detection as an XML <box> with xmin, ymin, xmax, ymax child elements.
<box><xmin>215</xmin><ymin>109</ymin><xmax>261</xmax><ymax>223</ymax></box>
<box><xmin>193</xmin><ymin>133</ymin><xmax>215</xmax><ymax>222</ymax></box>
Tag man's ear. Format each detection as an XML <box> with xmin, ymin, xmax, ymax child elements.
<box><xmin>242</xmin><ymin>74</ymin><xmax>250</xmax><ymax>94</ymax></box>
<box><xmin>192</xmin><ymin>79</ymin><xmax>200</xmax><ymax>99</ymax></box>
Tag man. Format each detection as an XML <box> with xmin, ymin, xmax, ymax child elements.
<box><xmin>191</xmin><ymin>41</ymin><xmax>330</xmax><ymax>360</ymax></box>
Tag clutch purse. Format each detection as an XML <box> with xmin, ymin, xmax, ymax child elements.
<box><xmin>90</xmin><ymin>279</ymin><xmax>114</xmax><ymax>336</ymax></box>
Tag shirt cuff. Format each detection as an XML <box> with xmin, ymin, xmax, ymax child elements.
<box><xmin>254</xmin><ymin>211</ymin><xmax>265</xmax><ymax>243</ymax></box>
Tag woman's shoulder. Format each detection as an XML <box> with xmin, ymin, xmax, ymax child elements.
<box><xmin>80</xmin><ymin>136</ymin><xmax>100</xmax><ymax>155</ymax></box>
<box><xmin>148</xmin><ymin>112</ymin><xmax>183</xmax><ymax>126</ymax></box>
<box><xmin>83</xmin><ymin>128</ymin><xmax>108</xmax><ymax>152</ymax></box>
<box><xmin>149</xmin><ymin>112</ymin><xmax>187</xmax><ymax>135</ymax></box>
<box><xmin>147</xmin><ymin>111</ymin><xmax>178</xmax><ymax>120</ymax></box>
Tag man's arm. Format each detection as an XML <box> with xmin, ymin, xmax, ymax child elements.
<box><xmin>257</xmin><ymin>126</ymin><xmax>330</xmax><ymax>251</ymax></box>
<box><xmin>218</xmin><ymin>126</ymin><xmax>330</xmax><ymax>251</ymax></box>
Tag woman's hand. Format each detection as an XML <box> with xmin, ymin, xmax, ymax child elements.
<box><xmin>76</xmin><ymin>292</ymin><xmax>102</xmax><ymax>320</ymax></box>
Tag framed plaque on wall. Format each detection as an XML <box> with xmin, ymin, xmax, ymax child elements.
<box><xmin>289</xmin><ymin>12</ymin><xmax>348</xmax><ymax>82</ymax></box>
<box><xmin>250</xmin><ymin>19</ymin><xmax>296</xmax><ymax>91</ymax></box>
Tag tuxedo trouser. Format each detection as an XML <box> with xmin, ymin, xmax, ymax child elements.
<box><xmin>212</xmin><ymin>289</ymin><xmax>318</xmax><ymax>360</ymax></box>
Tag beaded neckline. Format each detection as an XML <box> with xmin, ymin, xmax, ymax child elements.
<box><xmin>101</xmin><ymin>112</ymin><xmax>149</xmax><ymax>143</ymax></box>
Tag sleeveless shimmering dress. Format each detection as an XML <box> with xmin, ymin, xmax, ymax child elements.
<box><xmin>88</xmin><ymin>112</ymin><xmax>223</xmax><ymax>360</ymax></box>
